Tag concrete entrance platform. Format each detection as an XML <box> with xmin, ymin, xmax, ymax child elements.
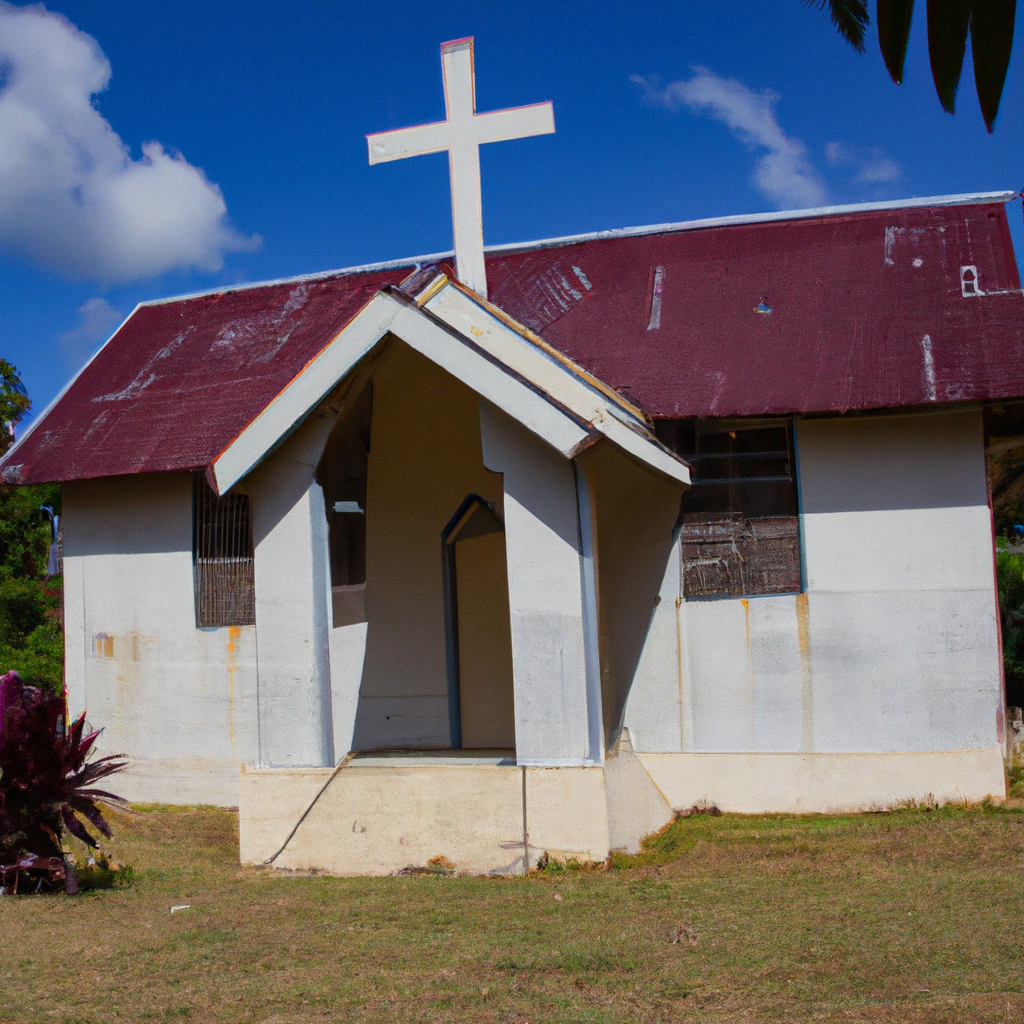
<box><xmin>239</xmin><ymin>755</ymin><xmax>610</xmax><ymax>875</ymax></box>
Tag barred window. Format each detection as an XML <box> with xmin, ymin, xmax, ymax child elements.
<box><xmin>193</xmin><ymin>472</ymin><xmax>255</xmax><ymax>627</ymax></box>
<box><xmin>657</xmin><ymin>418</ymin><xmax>801</xmax><ymax>599</ymax></box>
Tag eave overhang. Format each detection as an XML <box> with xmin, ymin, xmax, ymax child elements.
<box><xmin>209</xmin><ymin>278</ymin><xmax>691</xmax><ymax>494</ymax></box>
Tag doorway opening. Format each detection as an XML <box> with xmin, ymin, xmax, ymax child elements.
<box><xmin>442</xmin><ymin>494</ymin><xmax>516</xmax><ymax>751</ymax></box>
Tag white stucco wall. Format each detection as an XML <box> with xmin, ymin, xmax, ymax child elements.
<box><xmin>63</xmin><ymin>472</ymin><xmax>258</xmax><ymax>805</ymax></box>
<box><xmin>65</xmin><ymin>379</ymin><xmax>1005</xmax><ymax>828</ymax></box>
<box><xmin>623</xmin><ymin>408</ymin><xmax>1004</xmax><ymax>761</ymax></box>
<box><xmin>247</xmin><ymin>412</ymin><xmax>337</xmax><ymax>769</ymax></box>
<box><xmin>798</xmin><ymin>410</ymin><xmax>1002</xmax><ymax>754</ymax></box>
<box><xmin>480</xmin><ymin>401</ymin><xmax>602</xmax><ymax>766</ymax></box>
<box><xmin>578</xmin><ymin>440</ymin><xmax>685</xmax><ymax>746</ymax></box>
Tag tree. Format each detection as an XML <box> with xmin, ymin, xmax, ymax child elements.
<box><xmin>0</xmin><ymin>363</ymin><xmax>62</xmax><ymax>691</ymax></box>
<box><xmin>0</xmin><ymin>360</ymin><xmax>30</xmax><ymax>457</ymax></box>
<box><xmin>807</xmin><ymin>0</ymin><xmax>1017</xmax><ymax>131</ymax></box>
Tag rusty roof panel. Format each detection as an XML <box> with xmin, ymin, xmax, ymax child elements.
<box><xmin>3</xmin><ymin>197</ymin><xmax>1023</xmax><ymax>485</ymax></box>
<box><xmin>2</xmin><ymin>269</ymin><xmax>409</xmax><ymax>485</ymax></box>
<box><xmin>488</xmin><ymin>200</ymin><xmax>1024</xmax><ymax>420</ymax></box>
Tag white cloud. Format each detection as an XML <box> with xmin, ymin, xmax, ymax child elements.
<box><xmin>632</xmin><ymin>68</ymin><xmax>828</xmax><ymax>210</ymax></box>
<box><xmin>0</xmin><ymin>2</ymin><xmax>259</xmax><ymax>281</ymax></box>
<box><xmin>59</xmin><ymin>296</ymin><xmax>122</xmax><ymax>370</ymax></box>
<box><xmin>825</xmin><ymin>141</ymin><xmax>900</xmax><ymax>183</ymax></box>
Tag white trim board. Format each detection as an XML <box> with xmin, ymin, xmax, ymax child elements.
<box><xmin>210</xmin><ymin>284</ymin><xmax>690</xmax><ymax>494</ymax></box>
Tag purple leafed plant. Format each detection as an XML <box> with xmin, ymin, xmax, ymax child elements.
<box><xmin>0</xmin><ymin>670</ymin><xmax>127</xmax><ymax>894</ymax></box>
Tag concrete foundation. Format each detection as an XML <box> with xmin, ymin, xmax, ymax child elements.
<box><xmin>238</xmin><ymin>743</ymin><xmax>1006</xmax><ymax>875</ymax></box>
<box><xmin>639</xmin><ymin>747</ymin><xmax>1007</xmax><ymax>813</ymax></box>
<box><xmin>239</xmin><ymin>754</ymin><xmax>608</xmax><ymax>875</ymax></box>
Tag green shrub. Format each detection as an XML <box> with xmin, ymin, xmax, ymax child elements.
<box><xmin>997</xmin><ymin>550</ymin><xmax>1024</xmax><ymax>706</ymax></box>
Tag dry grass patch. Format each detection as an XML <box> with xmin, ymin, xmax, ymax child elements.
<box><xmin>1</xmin><ymin>803</ymin><xmax>1023</xmax><ymax>1022</ymax></box>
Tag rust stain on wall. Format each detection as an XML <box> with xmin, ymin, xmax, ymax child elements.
<box><xmin>675</xmin><ymin>596</ymin><xmax>685</xmax><ymax>752</ymax></box>
<box><xmin>741</xmin><ymin>598</ymin><xmax>756</xmax><ymax>749</ymax></box>
<box><xmin>226</xmin><ymin>625</ymin><xmax>241</xmax><ymax>756</ymax></box>
<box><xmin>796</xmin><ymin>592</ymin><xmax>813</xmax><ymax>752</ymax></box>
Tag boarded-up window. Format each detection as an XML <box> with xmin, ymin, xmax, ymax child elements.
<box><xmin>193</xmin><ymin>472</ymin><xmax>255</xmax><ymax>627</ymax></box>
<box><xmin>656</xmin><ymin>418</ymin><xmax>801</xmax><ymax>598</ymax></box>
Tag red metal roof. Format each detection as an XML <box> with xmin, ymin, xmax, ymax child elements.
<box><xmin>3</xmin><ymin>196</ymin><xmax>1023</xmax><ymax>485</ymax></box>
<box><xmin>487</xmin><ymin>199</ymin><xmax>1024</xmax><ymax>419</ymax></box>
<box><xmin>1</xmin><ymin>269</ymin><xmax>408</xmax><ymax>485</ymax></box>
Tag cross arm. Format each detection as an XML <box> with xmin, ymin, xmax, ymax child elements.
<box><xmin>470</xmin><ymin>102</ymin><xmax>555</xmax><ymax>146</ymax></box>
<box><xmin>367</xmin><ymin>120</ymin><xmax>453</xmax><ymax>164</ymax></box>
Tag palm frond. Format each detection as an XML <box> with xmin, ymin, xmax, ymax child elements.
<box><xmin>971</xmin><ymin>0</ymin><xmax>1017</xmax><ymax>132</ymax></box>
<box><xmin>877</xmin><ymin>0</ymin><xmax>916</xmax><ymax>84</ymax></box>
<box><xmin>804</xmin><ymin>0</ymin><xmax>870</xmax><ymax>52</ymax></box>
<box><xmin>927</xmin><ymin>0</ymin><xmax>971</xmax><ymax>114</ymax></box>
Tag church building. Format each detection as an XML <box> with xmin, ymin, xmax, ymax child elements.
<box><xmin>2</xmin><ymin>39</ymin><xmax>1022</xmax><ymax>874</ymax></box>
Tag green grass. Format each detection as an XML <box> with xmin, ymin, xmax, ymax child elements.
<box><xmin>2</xmin><ymin>803</ymin><xmax>1024</xmax><ymax>1022</ymax></box>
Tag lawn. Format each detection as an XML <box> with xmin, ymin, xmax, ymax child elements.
<box><xmin>1</xmin><ymin>802</ymin><xmax>1023</xmax><ymax>1023</ymax></box>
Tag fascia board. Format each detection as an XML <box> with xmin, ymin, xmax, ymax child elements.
<box><xmin>211</xmin><ymin>292</ymin><xmax>401</xmax><ymax>493</ymax></box>
<box><xmin>596</xmin><ymin>414</ymin><xmax>691</xmax><ymax>484</ymax></box>
<box><xmin>210</xmin><ymin>292</ymin><xmax>592</xmax><ymax>493</ymax></box>
<box><xmin>422</xmin><ymin>282</ymin><xmax>691</xmax><ymax>483</ymax></box>
<box><xmin>422</xmin><ymin>284</ymin><xmax>642</xmax><ymax>428</ymax></box>
<box><xmin>387</xmin><ymin>303</ymin><xmax>592</xmax><ymax>457</ymax></box>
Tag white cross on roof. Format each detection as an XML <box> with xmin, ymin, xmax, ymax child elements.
<box><xmin>367</xmin><ymin>37</ymin><xmax>555</xmax><ymax>299</ymax></box>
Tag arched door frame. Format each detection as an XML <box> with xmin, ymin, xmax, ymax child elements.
<box><xmin>441</xmin><ymin>493</ymin><xmax>505</xmax><ymax>749</ymax></box>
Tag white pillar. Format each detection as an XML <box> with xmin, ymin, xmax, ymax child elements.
<box><xmin>248</xmin><ymin>421</ymin><xmax>335</xmax><ymax>768</ymax></box>
<box><xmin>479</xmin><ymin>400</ymin><xmax>602</xmax><ymax>765</ymax></box>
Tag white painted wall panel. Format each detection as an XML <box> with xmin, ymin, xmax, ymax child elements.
<box><xmin>807</xmin><ymin>588</ymin><xmax>1000</xmax><ymax>752</ymax></box>
<box><xmin>748</xmin><ymin>596</ymin><xmax>804</xmax><ymax>751</ymax></box>
<box><xmin>682</xmin><ymin>595</ymin><xmax>806</xmax><ymax>752</ymax></box>
<box><xmin>62</xmin><ymin>529</ymin><xmax>88</xmax><ymax>727</ymax></box>
<box><xmin>684</xmin><ymin>598</ymin><xmax>756</xmax><ymax>751</ymax></box>
<box><xmin>580</xmin><ymin>440</ymin><xmax>684</xmax><ymax>752</ymax></box>
<box><xmin>619</xmin><ymin>538</ymin><xmax>684</xmax><ymax>754</ymax></box>
<box><xmin>249</xmin><ymin>416</ymin><xmax>336</xmax><ymax>769</ymax></box>
<box><xmin>803</xmin><ymin>505</ymin><xmax>995</xmax><ymax>592</ymax></box>
<box><xmin>798</xmin><ymin>410</ymin><xmax>989</xmax><ymax>516</ymax></box>
<box><xmin>328</xmin><ymin>622</ymin><xmax>367</xmax><ymax>758</ymax></box>
<box><xmin>641</xmin><ymin>409</ymin><xmax>1003</xmax><ymax>760</ymax></box>
<box><xmin>62</xmin><ymin>473</ymin><xmax>258</xmax><ymax>805</ymax></box>
<box><xmin>480</xmin><ymin>401</ymin><xmax>598</xmax><ymax>765</ymax></box>
<box><xmin>797</xmin><ymin>410</ymin><xmax>1001</xmax><ymax>753</ymax></box>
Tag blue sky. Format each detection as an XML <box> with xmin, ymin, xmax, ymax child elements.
<box><xmin>1</xmin><ymin>0</ymin><xmax>1021</xmax><ymax>422</ymax></box>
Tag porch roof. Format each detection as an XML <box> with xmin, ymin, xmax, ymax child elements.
<box><xmin>209</xmin><ymin>274</ymin><xmax>691</xmax><ymax>493</ymax></box>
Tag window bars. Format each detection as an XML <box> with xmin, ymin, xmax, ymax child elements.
<box><xmin>658</xmin><ymin>418</ymin><xmax>802</xmax><ymax>599</ymax></box>
<box><xmin>192</xmin><ymin>472</ymin><xmax>255</xmax><ymax>627</ymax></box>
